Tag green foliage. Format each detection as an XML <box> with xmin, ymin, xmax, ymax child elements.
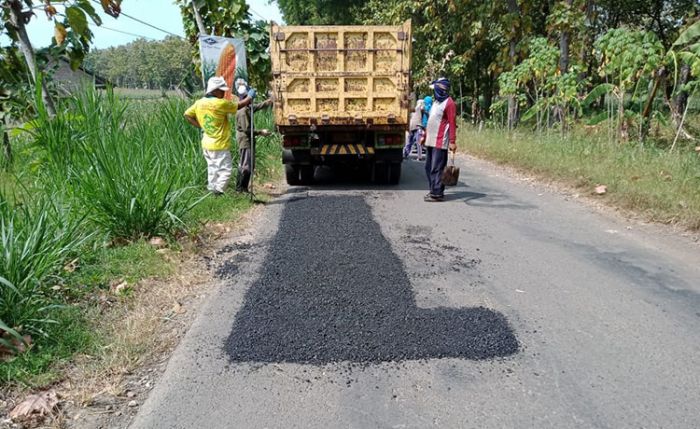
<box><xmin>84</xmin><ymin>36</ymin><xmax>197</xmax><ymax>91</ymax></box>
<box><xmin>1</xmin><ymin>306</ymin><xmax>95</xmax><ymax>387</ymax></box>
<box><xmin>67</xmin><ymin>240</ymin><xmax>173</xmax><ymax>291</ymax></box>
<box><xmin>175</xmin><ymin>0</ymin><xmax>271</xmax><ymax>93</ymax></box>
<box><xmin>1</xmin><ymin>0</ymin><xmax>123</xmax><ymax>70</ymax></box>
<box><xmin>276</xmin><ymin>0</ymin><xmax>364</xmax><ymax>25</ymax></box>
<box><xmin>595</xmin><ymin>28</ymin><xmax>664</xmax><ymax>94</ymax></box>
<box><xmin>672</xmin><ymin>20</ymin><xmax>700</xmax><ymax>92</ymax></box>
<box><xmin>29</xmin><ymin>89</ymin><xmax>206</xmax><ymax>240</ymax></box>
<box><xmin>0</xmin><ymin>191</ymin><xmax>87</xmax><ymax>343</ymax></box>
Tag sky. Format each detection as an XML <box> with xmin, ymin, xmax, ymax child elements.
<box><xmin>5</xmin><ymin>0</ymin><xmax>284</xmax><ymax>49</ymax></box>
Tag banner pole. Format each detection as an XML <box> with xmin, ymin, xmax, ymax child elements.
<box><xmin>249</xmin><ymin>103</ymin><xmax>255</xmax><ymax>201</ymax></box>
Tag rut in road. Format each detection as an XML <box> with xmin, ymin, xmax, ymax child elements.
<box><xmin>225</xmin><ymin>195</ymin><xmax>519</xmax><ymax>364</ymax></box>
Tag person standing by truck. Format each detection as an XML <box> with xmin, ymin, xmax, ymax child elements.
<box><xmin>403</xmin><ymin>98</ymin><xmax>425</xmax><ymax>160</ymax></box>
<box><xmin>184</xmin><ymin>76</ymin><xmax>255</xmax><ymax>195</ymax></box>
<box><xmin>423</xmin><ymin>78</ymin><xmax>457</xmax><ymax>202</ymax></box>
<box><xmin>234</xmin><ymin>79</ymin><xmax>272</xmax><ymax>193</ymax></box>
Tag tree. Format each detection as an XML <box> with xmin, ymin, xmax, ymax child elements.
<box><xmin>1</xmin><ymin>0</ymin><xmax>124</xmax><ymax>116</ymax></box>
<box><xmin>275</xmin><ymin>0</ymin><xmax>364</xmax><ymax>25</ymax></box>
<box><xmin>176</xmin><ymin>0</ymin><xmax>271</xmax><ymax>92</ymax></box>
<box><xmin>84</xmin><ymin>36</ymin><xmax>196</xmax><ymax>90</ymax></box>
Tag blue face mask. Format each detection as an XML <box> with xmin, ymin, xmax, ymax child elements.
<box><xmin>432</xmin><ymin>78</ymin><xmax>450</xmax><ymax>102</ymax></box>
<box><xmin>433</xmin><ymin>86</ymin><xmax>449</xmax><ymax>102</ymax></box>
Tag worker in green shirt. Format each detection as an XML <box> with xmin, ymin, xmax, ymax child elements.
<box><xmin>234</xmin><ymin>79</ymin><xmax>272</xmax><ymax>193</ymax></box>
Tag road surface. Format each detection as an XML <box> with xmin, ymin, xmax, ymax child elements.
<box><xmin>132</xmin><ymin>155</ymin><xmax>700</xmax><ymax>429</ymax></box>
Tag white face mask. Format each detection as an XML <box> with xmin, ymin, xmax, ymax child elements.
<box><xmin>237</xmin><ymin>85</ymin><xmax>247</xmax><ymax>96</ymax></box>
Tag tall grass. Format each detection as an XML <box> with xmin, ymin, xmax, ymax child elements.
<box><xmin>0</xmin><ymin>191</ymin><xmax>86</xmax><ymax>345</ymax></box>
<box><xmin>31</xmin><ymin>89</ymin><xmax>206</xmax><ymax>240</ymax></box>
<box><xmin>250</xmin><ymin>107</ymin><xmax>283</xmax><ymax>182</ymax></box>
<box><xmin>459</xmin><ymin>125</ymin><xmax>700</xmax><ymax>230</ymax></box>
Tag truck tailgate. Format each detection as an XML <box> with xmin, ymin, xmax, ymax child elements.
<box><xmin>270</xmin><ymin>21</ymin><xmax>412</xmax><ymax>129</ymax></box>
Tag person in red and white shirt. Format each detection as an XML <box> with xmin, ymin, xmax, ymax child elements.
<box><xmin>423</xmin><ymin>77</ymin><xmax>457</xmax><ymax>202</ymax></box>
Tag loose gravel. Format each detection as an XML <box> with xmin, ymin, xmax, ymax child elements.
<box><xmin>225</xmin><ymin>195</ymin><xmax>519</xmax><ymax>364</ymax></box>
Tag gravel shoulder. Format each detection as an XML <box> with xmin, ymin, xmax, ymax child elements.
<box><xmin>131</xmin><ymin>155</ymin><xmax>700</xmax><ymax>429</ymax></box>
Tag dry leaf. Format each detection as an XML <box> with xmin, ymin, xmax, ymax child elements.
<box><xmin>54</xmin><ymin>23</ymin><xmax>67</xmax><ymax>45</ymax></box>
<box><xmin>9</xmin><ymin>390</ymin><xmax>58</xmax><ymax>421</ymax></box>
<box><xmin>695</xmin><ymin>146</ymin><xmax>700</xmax><ymax>153</ymax></box>
<box><xmin>0</xmin><ymin>334</ymin><xmax>32</xmax><ymax>361</ymax></box>
<box><xmin>64</xmin><ymin>258</ymin><xmax>79</xmax><ymax>273</ymax></box>
<box><xmin>263</xmin><ymin>183</ymin><xmax>277</xmax><ymax>190</ymax></box>
<box><xmin>44</xmin><ymin>4</ymin><xmax>58</xmax><ymax>19</ymax></box>
<box><xmin>594</xmin><ymin>185</ymin><xmax>607</xmax><ymax>195</ymax></box>
<box><xmin>110</xmin><ymin>279</ymin><xmax>128</xmax><ymax>295</ymax></box>
<box><xmin>149</xmin><ymin>236</ymin><xmax>167</xmax><ymax>249</ymax></box>
<box><xmin>172</xmin><ymin>301</ymin><xmax>186</xmax><ymax>314</ymax></box>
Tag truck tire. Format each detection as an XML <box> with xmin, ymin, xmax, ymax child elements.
<box><xmin>285</xmin><ymin>164</ymin><xmax>302</xmax><ymax>186</ymax></box>
<box><xmin>388</xmin><ymin>162</ymin><xmax>402</xmax><ymax>185</ymax></box>
<box><xmin>299</xmin><ymin>165</ymin><xmax>315</xmax><ymax>185</ymax></box>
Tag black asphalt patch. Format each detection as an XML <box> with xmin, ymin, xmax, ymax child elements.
<box><xmin>225</xmin><ymin>195</ymin><xmax>519</xmax><ymax>364</ymax></box>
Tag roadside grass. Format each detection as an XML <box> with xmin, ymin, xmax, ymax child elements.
<box><xmin>0</xmin><ymin>307</ymin><xmax>95</xmax><ymax>387</ymax></box>
<box><xmin>67</xmin><ymin>241</ymin><xmax>174</xmax><ymax>293</ymax></box>
<box><xmin>189</xmin><ymin>192</ymin><xmax>255</xmax><ymax>224</ymax></box>
<box><xmin>458</xmin><ymin>125</ymin><xmax>700</xmax><ymax>230</ymax></box>
<box><xmin>0</xmin><ymin>88</ymin><xmax>282</xmax><ymax>392</ymax></box>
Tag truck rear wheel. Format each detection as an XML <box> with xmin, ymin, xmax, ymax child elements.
<box><xmin>300</xmin><ymin>165</ymin><xmax>315</xmax><ymax>185</ymax></box>
<box><xmin>388</xmin><ymin>162</ymin><xmax>402</xmax><ymax>185</ymax></box>
<box><xmin>285</xmin><ymin>164</ymin><xmax>301</xmax><ymax>186</ymax></box>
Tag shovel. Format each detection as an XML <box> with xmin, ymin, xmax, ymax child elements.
<box><xmin>441</xmin><ymin>149</ymin><xmax>460</xmax><ymax>186</ymax></box>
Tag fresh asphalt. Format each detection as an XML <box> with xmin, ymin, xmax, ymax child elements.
<box><xmin>131</xmin><ymin>155</ymin><xmax>700</xmax><ymax>429</ymax></box>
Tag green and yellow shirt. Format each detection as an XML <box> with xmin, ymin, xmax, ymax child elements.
<box><xmin>184</xmin><ymin>96</ymin><xmax>238</xmax><ymax>151</ymax></box>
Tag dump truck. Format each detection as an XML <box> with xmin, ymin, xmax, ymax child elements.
<box><xmin>270</xmin><ymin>21</ymin><xmax>412</xmax><ymax>185</ymax></box>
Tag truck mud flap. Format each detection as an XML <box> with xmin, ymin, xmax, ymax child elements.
<box><xmin>374</xmin><ymin>148</ymin><xmax>403</xmax><ymax>163</ymax></box>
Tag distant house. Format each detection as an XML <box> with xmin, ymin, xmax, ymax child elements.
<box><xmin>50</xmin><ymin>58</ymin><xmax>111</xmax><ymax>94</ymax></box>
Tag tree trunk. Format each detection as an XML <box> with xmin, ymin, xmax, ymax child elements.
<box><xmin>640</xmin><ymin>68</ymin><xmax>664</xmax><ymax>141</ymax></box>
<box><xmin>673</xmin><ymin>64</ymin><xmax>690</xmax><ymax>122</ymax></box>
<box><xmin>472</xmin><ymin>79</ymin><xmax>479</xmax><ymax>125</ymax></box>
<box><xmin>506</xmin><ymin>0</ymin><xmax>520</xmax><ymax>130</ymax></box>
<box><xmin>669</xmin><ymin>63</ymin><xmax>693</xmax><ymax>140</ymax></box>
<box><xmin>192</xmin><ymin>3</ymin><xmax>208</xmax><ymax>35</ymax></box>
<box><xmin>559</xmin><ymin>0</ymin><xmax>573</xmax><ymax>74</ymax></box>
<box><xmin>483</xmin><ymin>74</ymin><xmax>494</xmax><ymax>119</ymax></box>
<box><xmin>8</xmin><ymin>0</ymin><xmax>56</xmax><ymax>117</ymax></box>
<box><xmin>2</xmin><ymin>129</ymin><xmax>11</xmax><ymax>168</ymax></box>
<box><xmin>1</xmin><ymin>112</ymin><xmax>11</xmax><ymax>168</ymax></box>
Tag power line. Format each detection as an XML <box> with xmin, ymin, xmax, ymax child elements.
<box><xmin>90</xmin><ymin>0</ymin><xmax>182</xmax><ymax>38</ymax></box>
<box><xmin>248</xmin><ymin>6</ymin><xmax>270</xmax><ymax>22</ymax></box>
<box><xmin>98</xmin><ymin>25</ymin><xmax>156</xmax><ymax>40</ymax></box>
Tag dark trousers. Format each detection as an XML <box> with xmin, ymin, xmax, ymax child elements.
<box><xmin>425</xmin><ymin>146</ymin><xmax>448</xmax><ymax>197</ymax></box>
<box><xmin>236</xmin><ymin>147</ymin><xmax>252</xmax><ymax>191</ymax></box>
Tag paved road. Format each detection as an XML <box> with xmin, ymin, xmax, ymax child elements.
<box><xmin>132</xmin><ymin>155</ymin><xmax>700</xmax><ymax>429</ymax></box>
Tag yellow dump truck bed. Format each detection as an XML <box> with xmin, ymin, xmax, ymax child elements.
<box><xmin>270</xmin><ymin>21</ymin><xmax>412</xmax><ymax>129</ymax></box>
